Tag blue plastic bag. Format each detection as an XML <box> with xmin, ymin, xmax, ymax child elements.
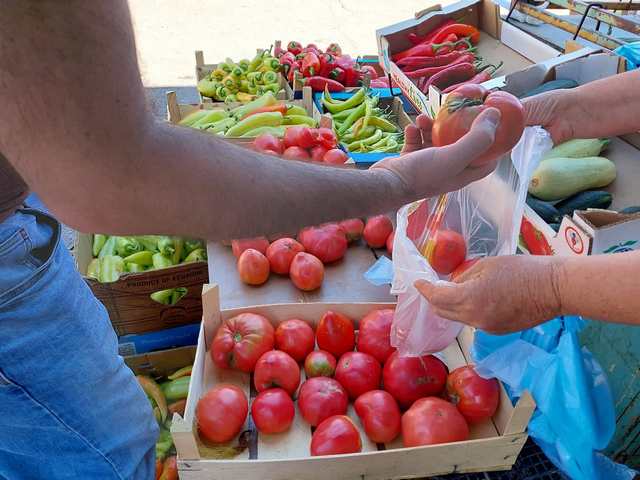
<box><xmin>473</xmin><ymin>316</ymin><xmax>637</xmax><ymax>480</ymax></box>
<box><xmin>614</xmin><ymin>42</ymin><xmax>640</xmax><ymax>70</ymax></box>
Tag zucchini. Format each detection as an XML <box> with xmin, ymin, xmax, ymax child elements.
<box><xmin>520</xmin><ymin>79</ymin><xmax>579</xmax><ymax>99</ymax></box>
<box><xmin>543</xmin><ymin>138</ymin><xmax>610</xmax><ymax>160</ymax></box>
<box><xmin>529</xmin><ymin>156</ymin><xmax>617</xmax><ymax>201</ymax></box>
<box><xmin>620</xmin><ymin>206</ymin><xmax>640</xmax><ymax>215</ymax></box>
<box><xmin>556</xmin><ymin>190</ymin><xmax>613</xmax><ymax>216</ymax></box>
<box><xmin>526</xmin><ymin>195</ymin><xmax>561</xmax><ymax>224</ymax></box>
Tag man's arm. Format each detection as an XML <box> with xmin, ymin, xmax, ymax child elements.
<box><xmin>0</xmin><ymin>1</ymin><xmax>500</xmax><ymax>241</ymax></box>
<box><xmin>524</xmin><ymin>69</ymin><xmax>640</xmax><ymax>144</ymax></box>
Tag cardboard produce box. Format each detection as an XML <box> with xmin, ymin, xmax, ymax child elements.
<box><xmin>170</xmin><ymin>284</ymin><xmax>535</xmax><ymax>480</ymax></box>
<box><xmin>125</xmin><ymin>345</ymin><xmax>197</xmax><ymax>378</ymax></box>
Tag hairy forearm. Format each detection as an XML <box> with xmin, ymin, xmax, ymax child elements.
<box><xmin>555</xmin><ymin>251</ymin><xmax>640</xmax><ymax>325</ymax></box>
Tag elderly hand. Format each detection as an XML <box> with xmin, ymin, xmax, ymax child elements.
<box><xmin>373</xmin><ymin>109</ymin><xmax>502</xmax><ymax>199</ymax></box>
<box><xmin>522</xmin><ymin>89</ymin><xmax>581</xmax><ymax>144</ymax></box>
<box><xmin>414</xmin><ymin>255</ymin><xmax>564</xmax><ymax>334</ymax></box>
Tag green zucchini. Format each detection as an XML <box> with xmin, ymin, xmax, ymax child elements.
<box><xmin>529</xmin><ymin>156</ymin><xmax>617</xmax><ymax>201</ymax></box>
<box><xmin>556</xmin><ymin>190</ymin><xmax>613</xmax><ymax>216</ymax></box>
<box><xmin>526</xmin><ymin>195</ymin><xmax>561</xmax><ymax>224</ymax></box>
<box><xmin>543</xmin><ymin>138</ymin><xmax>610</xmax><ymax>160</ymax></box>
<box><xmin>620</xmin><ymin>206</ymin><xmax>640</xmax><ymax>215</ymax></box>
<box><xmin>520</xmin><ymin>79</ymin><xmax>579</xmax><ymax>99</ymax></box>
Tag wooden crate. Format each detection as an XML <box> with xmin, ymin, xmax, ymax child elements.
<box><xmin>195</xmin><ymin>50</ymin><xmax>293</xmax><ymax>104</ymax></box>
<box><xmin>171</xmin><ymin>284</ymin><xmax>535</xmax><ymax>479</ymax></box>
<box><xmin>74</xmin><ymin>233</ymin><xmax>208</xmax><ymax>336</ymax></box>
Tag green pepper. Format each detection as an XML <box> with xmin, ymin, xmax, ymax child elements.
<box><xmin>219</xmin><ymin>62</ymin><xmax>233</xmax><ymax>73</ymax></box>
<box><xmin>239</xmin><ymin>125</ymin><xmax>286</xmax><ymax>138</ymax></box>
<box><xmin>379</xmin><ymin>137</ymin><xmax>400</xmax><ymax>152</ymax></box>
<box><xmin>161</xmin><ymin>376</ymin><xmax>191</xmax><ymax>403</ymax></box>
<box><xmin>86</xmin><ymin>258</ymin><xmax>101</xmax><ymax>280</ymax></box>
<box><xmin>98</xmin><ymin>255</ymin><xmax>124</xmax><ymax>283</ymax></box>
<box><xmin>124</xmin><ymin>250</ymin><xmax>154</xmax><ymax>267</ymax></box>
<box><xmin>247</xmin><ymin>85</ymin><xmax>258</xmax><ymax>95</ymax></box>
<box><xmin>368</xmin><ymin>115</ymin><xmax>398</xmax><ymax>133</ymax></box>
<box><xmin>262</xmin><ymin>70</ymin><xmax>278</xmax><ymax>85</ymax></box>
<box><xmin>232</xmin><ymin>92</ymin><xmax>276</xmax><ymax>119</ymax></box>
<box><xmin>262</xmin><ymin>83</ymin><xmax>280</xmax><ymax>95</ymax></box>
<box><xmin>208</xmin><ymin>117</ymin><xmax>236</xmax><ymax>134</ymax></box>
<box><xmin>262</xmin><ymin>57</ymin><xmax>280</xmax><ymax>71</ymax></box>
<box><xmin>282</xmin><ymin>115</ymin><xmax>317</xmax><ymax>127</ymax></box>
<box><xmin>226</xmin><ymin>111</ymin><xmax>283</xmax><ymax>137</ymax></box>
<box><xmin>170</xmin><ymin>287</ymin><xmax>188</xmax><ymax>305</ymax></box>
<box><xmin>157</xmin><ymin>237</ymin><xmax>175</xmax><ymax>256</ymax></box>
<box><xmin>197</xmin><ymin>77</ymin><xmax>219</xmax><ymax>98</ymax></box>
<box><xmin>247</xmin><ymin>51</ymin><xmax>264</xmax><ymax>72</ymax></box>
<box><xmin>178</xmin><ymin>109</ymin><xmax>210</xmax><ymax>127</ymax></box>
<box><xmin>126</xmin><ymin>262</ymin><xmax>143</xmax><ymax>273</ymax></box>
<box><xmin>231</xmin><ymin>66</ymin><xmax>244</xmax><ymax>78</ymax></box>
<box><xmin>151</xmin><ymin>289</ymin><xmax>174</xmax><ymax>305</ymax></box>
<box><xmin>337</xmin><ymin>101</ymin><xmax>366</xmax><ymax>136</ymax></box>
<box><xmin>156</xmin><ymin>427</ymin><xmax>174</xmax><ymax>461</ymax></box>
<box><xmin>285</xmin><ymin>105</ymin><xmax>307</xmax><ymax>116</ymax></box>
<box><xmin>114</xmin><ymin>237</ymin><xmax>142</xmax><ymax>257</ymax></box>
<box><xmin>135</xmin><ymin>235</ymin><xmax>160</xmax><ymax>252</ymax></box>
<box><xmin>171</xmin><ymin>237</ymin><xmax>184</xmax><ymax>265</ymax></box>
<box><xmin>238</xmin><ymin>59</ymin><xmax>250</xmax><ymax>71</ymax></box>
<box><xmin>98</xmin><ymin>236</ymin><xmax>117</xmax><ymax>258</ymax></box>
<box><xmin>92</xmin><ymin>234</ymin><xmax>107</xmax><ymax>257</ymax></box>
<box><xmin>346</xmin><ymin>128</ymin><xmax>383</xmax><ymax>151</ymax></box>
<box><xmin>331</xmin><ymin>106</ymin><xmax>360</xmax><ymax>121</ymax></box>
<box><xmin>246</xmin><ymin>71</ymin><xmax>262</xmax><ymax>84</ymax></box>
<box><xmin>183</xmin><ymin>239</ymin><xmax>204</xmax><ymax>257</ymax></box>
<box><xmin>239</xmin><ymin>79</ymin><xmax>250</xmax><ymax>92</ymax></box>
<box><xmin>322</xmin><ymin>88</ymin><xmax>365</xmax><ymax>114</ymax></box>
<box><xmin>191</xmin><ymin>110</ymin><xmax>228</xmax><ymax>128</ymax></box>
<box><xmin>183</xmin><ymin>248</ymin><xmax>207</xmax><ymax>263</ymax></box>
<box><xmin>224</xmin><ymin>95</ymin><xmax>238</xmax><ymax>104</ymax></box>
<box><xmin>152</xmin><ymin>252</ymin><xmax>174</xmax><ymax>270</ymax></box>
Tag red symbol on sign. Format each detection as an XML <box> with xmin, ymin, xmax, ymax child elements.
<box><xmin>565</xmin><ymin>226</ymin><xmax>584</xmax><ymax>254</ymax></box>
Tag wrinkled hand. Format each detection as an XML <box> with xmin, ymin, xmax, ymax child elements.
<box><xmin>373</xmin><ymin>109</ymin><xmax>502</xmax><ymax>198</ymax></box>
<box><xmin>522</xmin><ymin>89</ymin><xmax>579</xmax><ymax>144</ymax></box>
<box><xmin>414</xmin><ymin>255</ymin><xmax>564</xmax><ymax>334</ymax></box>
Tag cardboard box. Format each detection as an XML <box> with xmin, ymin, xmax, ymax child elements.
<box><xmin>375</xmin><ymin>0</ymin><xmax>562</xmax><ymax>115</ymax></box>
<box><xmin>75</xmin><ymin>234</ymin><xmax>208</xmax><ymax>337</ymax></box>
<box><xmin>170</xmin><ymin>284</ymin><xmax>535</xmax><ymax>479</ymax></box>
<box><xmin>118</xmin><ymin>323</ymin><xmax>201</xmax><ymax>357</ymax></box>
<box><xmin>125</xmin><ymin>345</ymin><xmax>197</xmax><ymax>378</ymax></box>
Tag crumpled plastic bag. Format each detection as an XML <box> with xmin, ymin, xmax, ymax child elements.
<box><xmin>614</xmin><ymin>42</ymin><xmax>640</xmax><ymax>70</ymax></box>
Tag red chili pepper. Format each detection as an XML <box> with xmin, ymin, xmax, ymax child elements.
<box><xmin>240</xmin><ymin>104</ymin><xmax>288</xmax><ymax>120</ymax></box>
<box><xmin>397</xmin><ymin>49</ymin><xmax>475</xmax><ymax>69</ymax></box>
<box><xmin>305</xmin><ymin>76</ymin><xmax>345</xmax><ymax>92</ymax></box>
<box><xmin>318</xmin><ymin>53</ymin><xmax>336</xmax><ymax>77</ymax></box>
<box><xmin>360</xmin><ymin>65</ymin><xmax>378</xmax><ymax>80</ymax></box>
<box><xmin>287</xmin><ymin>41</ymin><xmax>302</xmax><ymax>56</ymax></box>
<box><xmin>406</xmin><ymin>19</ymin><xmax>457</xmax><ymax>45</ymax></box>
<box><xmin>441</xmin><ymin>61</ymin><xmax>503</xmax><ymax>93</ymax></box>
<box><xmin>520</xmin><ymin>218</ymin><xmax>553</xmax><ymax>255</ymax></box>
<box><xmin>279</xmin><ymin>51</ymin><xmax>297</xmax><ymax>68</ymax></box>
<box><xmin>335</xmin><ymin>54</ymin><xmax>355</xmax><ymax>71</ymax></box>
<box><xmin>432</xmin><ymin>24</ymin><xmax>481</xmax><ymax>45</ymax></box>
<box><xmin>344</xmin><ymin>66</ymin><xmax>363</xmax><ymax>87</ymax></box>
<box><xmin>392</xmin><ymin>37</ymin><xmax>471</xmax><ymax>61</ymax></box>
<box><xmin>287</xmin><ymin>66</ymin><xmax>300</xmax><ymax>84</ymax></box>
<box><xmin>326</xmin><ymin>43</ymin><xmax>342</xmax><ymax>56</ymax></box>
<box><xmin>405</xmin><ymin>52</ymin><xmax>476</xmax><ymax>79</ymax></box>
<box><xmin>434</xmin><ymin>34</ymin><xmax>459</xmax><ymax>55</ymax></box>
<box><xmin>302</xmin><ymin>52</ymin><xmax>321</xmax><ymax>77</ymax></box>
<box><xmin>302</xmin><ymin>44</ymin><xmax>321</xmax><ymax>55</ymax></box>
<box><xmin>421</xmin><ymin>62</ymin><xmax>477</xmax><ymax>93</ymax></box>
<box><xmin>329</xmin><ymin>66</ymin><xmax>346</xmax><ymax>83</ymax></box>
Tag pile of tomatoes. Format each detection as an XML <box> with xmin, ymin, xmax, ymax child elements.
<box><xmin>197</xmin><ymin>308</ymin><xmax>500</xmax><ymax>456</ymax></box>
<box><xmin>253</xmin><ymin>126</ymin><xmax>348</xmax><ymax>165</ymax></box>
<box><xmin>231</xmin><ymin>215</ymin><xmax>395</xmax><ymax>290</ymax></box>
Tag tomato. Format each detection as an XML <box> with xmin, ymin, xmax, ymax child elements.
<box><xmin>335</xmin><ymin>352</ymin><xmax>381</xmax><ymax>400</ymax></box>
<box><xmin>231</xmin><ymin>237</ymin><xmax>269</xmax><ymax>258</ymax></box>
<box><xmin>323</xmin><ymin>149</ymin><xmax>348</xmax><ymax>165</ymax></box>
<box><xmin>356</xmin><ymin>309</ymin><xmax>395</xmax><ymax>364</ymax></box>
<box><xmin>159</xmin><ymin>456</ymin><xmax>177</xmax><ymax>480</ymax></box>
<box><xmin>449</xmin><ymin>258</ymin><xmax>480</xmax><ymax>282</ymax></box>
<box><xmin>254</xmin><ymin>133</ymin><xmax>283</xmax><ymax>154</ymax></box>
<box><xmin>402</xmin><ymin>397</ymin><xmax>469</xmax><ymax>447</ymax></box>
<box><xmin>310</xmin><ymin>145</ymin><xmax>329</xmax><ymax>162</ymax></box>
<box><xmin>316</xmin><ymin>310</ymin><xmax>356</xmax><ymax>358</ymax></box>
<box><xmin>386</xmin><ymin>231</ymin><xmax>394</xmax><ymax>256</ymax></box>
<box><xmin>432</xmin><ymin>84</ymin><xmax>525</xmax><ymax>167</ymax></box>
<box><xmin>211</xmin><ymin>312</ymin><xmax>275</xmax><ymax>372</ymax></box>
<box><xmin>382</xmin><ymin>351</ymin><xmax>448</xmax><ymax>409</ymax></box>
<box><xmin>254</xmin><ymin>350</ymin><xmax>300</xmax><ymax>396</ymax></box>
<box><xmin>363</xmin><ymin>215</ymin><xmax>393</xmax><ymax>248</ymax></box>
<box><xmin>298</xmin><ymin>377</ymin><xmax>348</xmax><ymax>426</ymax></box>
<box><xmin>284</xmin><ymin>126</ymin><xmax>315</xmax><ymax>149</ymax></box>
<box><xmin>196</xmin><ymin>384</ymin><xmax>248</xmax><ymax>443</ymax></box>
<box><xmin>283</xmin><ymin>146</ymin><xmax>311</xmax><ymax>161</ymax></box>
<box><xmin>427</xmin><ymin>229</ymin><xmax>467</xmax><ymax>276</ymax></box>
<box><xmin>304</xmin><ymin>350</ymin><xmax>337</xmax><ymax>378</ymax></box>
<box><xmin>338</xmin><ymin>218</ymin><xmax>364</xmax><ymax>243</ymax></box>
<box><xmin>314</xmin><ymin>127</ymin><xmax>338</xmax><ymax>149</ymax></box>
<box><xmin>251</xmin><ymin>388</ymin><xmax>295</xmax><ymax>434</ymax></box>
<box><xmin>406</xmin><ymin>200</ymin><xmax>429</xmax><ymax>242</ymax></box>
<box><xmin>275</xmin><ymin>318</ymin><xmax>315</xmax><ymax>362</ymax></box>
<box><xmin>445</xmin><ymin>365</ymin><xmax>500</xmax><ymax>423</ymax></box>
<box><xmin>237</xmin><ymin>248</ymin><xmax>270</xmax><ymax>286</ymax></box>
<box><xmin>298</xmin><ymin>224</ymin><xmax>348</xmax><ymax>263</ymax></box>
<box><xmin>289</xmin><ymin>252</ymin><xmax>324</xmax><ymax>291</ymax></box>
<box><xmin>310</xmin><ymin>415</ymin><xmax>362</xmax><ymax>456</ymax></box>
<box><xmin>266</xmin><ymin>238</ymin><xmax>305</xmax><ymax>275</ymax></box>
<box><xmin>354</xmin><ymin>390</ymin><xmax>401</xmax><ymax>443</ymax></box>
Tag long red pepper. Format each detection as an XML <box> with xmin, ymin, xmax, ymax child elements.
<box><xmin>432</xmin><ymin>24</ymin><xmax>481</xmax><ymax>44</ymax></box>
<box><xmin>405</xmin><ymin>52</ymin><xmax>476</xmax><ymax>79</ymax></box>
<box><xmin>421</xmin><ymin>62</ymin><xmax>477</xmax><ymax>93</ymax></box>
<box><xmin>392</xmin><ymin>37</ymin><xmax>471</xmax><ymax>61</ymax></box>
<box><xmin>441</xmin><ymin>61</ymin><xmax>503</xmax><ymax>93</ymax></box>
<box><xmin>397</xmin><ymin>49</ymin><xmax>473</xmax><ymax>68</ymax></box>
<box><xmin>305</xmin><ymin>76</ymin><xmax>345</xmax><ymax>92</ymax></box>
<box><xmin>406</xmin><ymin>18</ymin><xmax>456</xmax><ymax>45</ymax></box>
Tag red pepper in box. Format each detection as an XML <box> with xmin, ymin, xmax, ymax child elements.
<box><xmin>287</xmin><ymin>41</ymin><xmax>303</xmax><ymax>55</ymax></box>
<box><xmin>434</xmin><ymin>33</ymin><xmax>459</xmax><ymax>55</ymax></box>
<box><xmin>392</xmin><ymin>37</ymin><xmax>471</xmax><ymax>61</ymax></box>
<box><xmin>329</xmin><ymin>66</ymin><xmax>346</xmax><ymax>84</ymax></box>
<box><xmin>406</xmin><ymin>18</ymin><xmax>456</xmax><ymax>45</ymax></box>
<box><xmin>326</xmin><ymin>43</ymin><xmax>342</xmax><ymax>56</ymax></box>
<box><xmin>305</xmin><ymin>76</ymin><xmax>345</xmax><ymax>92</ymax></box>
<box><xmin>303</xmin><ymin>43</ymin><xmax>321</xmax><ymax>55</ymax></box>
<box><xmin>302</xmin><ymin>52</ymin><xmax>321</xmax><ymax>77</ymax></box>
<box><xmin>279</xmin><ymin>51</ymin><xmax>297</xmax><ymax>69</ymax></box>
<box><xmin>421</xmin><ymin>62</ymin><xmax>479</xmax><ymax>93</ymax></box>
<box><xmin>441</xmin><ymin>61</ymin><xmax>502</xmax><ymax>93</ymax></box>
<box><xmin>397</xmin><ymin>49</ymin><xmax>473</xmax><ymax>70</ymax></box>
<box><xmin>360</xmin><ymin>65</ymin><xmax>378</xmax><ymax>80</ymax></box>
<box><xmin>318</xmin><ymin>53</ymin><xmax>336</xmax><ymax>77</ymax></box>
<box><xmin>432</xmin><ymin>24</ymin><xmax>481</xmax><ymax>44</ymax></box>
<box><xmin>521</xmin><ymin>218</ymin><xmax>553</xmax><ymax>255</ymax></box>
<box><xmin>288</xmin><ymin>66</ymin><xmax>300</xmax><ymax>84</ymax></box>
<box><xmin>405</xmin><ymin>52</ymin><xmax>476</xmax><ymax>79</ymax></box>
<box><xmin>344</xmin><ymin>66</ymin><xmax>363</xmax><ymax>87</ymax></box>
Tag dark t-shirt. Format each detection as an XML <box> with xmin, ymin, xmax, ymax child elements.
<box><xmin>0</xmin><ymin>153</ymin><xmax>28</xmax><ymax>222</ymax></box>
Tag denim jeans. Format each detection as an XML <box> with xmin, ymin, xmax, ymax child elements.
<box><xmin>0</xmin><ymin>207</ymin><xmax>158</xmax><ymax>479</ymax></box>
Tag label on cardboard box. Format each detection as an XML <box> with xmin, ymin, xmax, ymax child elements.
<box><xmin>117</xmin><ymin>322</ymin><xmax>200</xmax><ymax>356</ymax></box>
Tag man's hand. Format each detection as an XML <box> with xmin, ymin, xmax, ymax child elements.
<box><xmin>414</xmin><ymin>255</ymin><xmax>563</xmax><ymax>334</ymax></box>
<box><xmin>522</xmin><ymin>90</ymin><xmax>577</xmax><ymax>145</ymax></box>
<box><xmin>374</xmin><ymin>108</ymin><xmax>502</xmax><ymax>198</ymax></box>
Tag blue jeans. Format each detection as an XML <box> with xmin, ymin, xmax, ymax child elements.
<box><xmin>0</xmin><ymin>207</ymin><xmax>158</xmax><ymax>479</ymax></box>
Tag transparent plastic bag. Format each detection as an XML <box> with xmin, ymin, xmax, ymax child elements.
<box><xmin>390</xmin><ymin>126</ymin><xmax>552</xmax><ymax>356</ymax></box>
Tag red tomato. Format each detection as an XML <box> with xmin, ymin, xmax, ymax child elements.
<box><xmin>159</xmin><ymin>456</ymin><xmax>178</xmax><ymax>480</ymax></box>
<box><xmin>297</xmin><ymin>224</ymin><xmax>348</xmax><ymax>263</ymax></box>
<box><xmin>283</xmin><ymin>146</ymin><xmax>311</xmax><ymax>161</ymax></box>
<box><xmin>266</xmin><ymin>238</ymin><xmax>305</xmax><ymax>275</ymax></box>
<box><xmin>251</xmin><ymin>388</ymin><xmax>295</xmax><ymax>434</ymax></box>
<box><xmin>210</xmin><ymin>312</ymin><xmax>275</xmax><ymax>372</ymax></box>
<box><xmin>310</xmin><ymin>415</ymin><xmax>362</xmax><ymax>456</ymax></box>
<box><xmin>310</xmin><ymin>145</ymin><xmax>329</xmax><ymax>162</ymax></box>
<box><xmin>289</xmin><ymin>252</ymin><xmax>324</xmax><ymax>291</ymax></box>
<box><xmin>402</xmin><ymin>397</ymin><xmax>469</xmax><ymax>447</ymax></box>
<box><xmin>363</xmin><ymin>215</ymin><xmax>393</xmax><ymax>248</ymax></box>
<box><xmin>356</xmin><ymin>309</ymin><xmax>395</xmax><ymax>364</ymax></box>
<box><xmin>275</xmin><ymin>318</ymin><xmax>315</xmax><ymax>362</ymax></box>
<box><xmin>335</xmin><ymin>351</ymin><xmax>381</xmax><ymax>400</ymax></box>
<box><xmin>298</xmin><ymin>377</ymin><xmax>348</xmax><ymax>426</ymax></box>
<box><xmin>428</xmin><ymin>230</ymin><xmax>467</xmax><ymax>276</ymax></box>
<box><xmin>316</xmin><ymin>310</ymin><xmax>356</xmax><ymax>358</ymax></box>
<box><xmin>354</xmin><ymin>390</ymin><xmax>401</xmax><ymax>443</ymax></box>
<box><xmin>432</xmin><ymin>85</ymin><xmax>525</xmax><ymax>167</ymax></box>
<box><xmin>386</xmin><ymin>231</ymin><xmax>394</xmax><ymax>255</ymax></box>
<box><xmin>449</xmin><ymin>258</ymin><xmax>480</xmax><ymax>282</ymax></box>
<box><xmin>253</xmin><ymin>133</ymin><xmax>283</xmax><ymax>154</ymax></box>
<box><xmin>231</xmin><ymin>237</ymin><xmax>269</xmax><ymax>258</ymax></box>
<box><xmin>284</xmin><ymin>126</ymin><xmax>316</xmax><ymax>149</ymax></box>
<box><xmin>382</xmin><ymin>351</ymin><xmax>448</xmax><ymax>409</ymax></box>
<box><xmin>323</xmin><ymin>148</ymin><xmax>348</xmax><ymax>165</ymax></box>
<box><xmin>304</xmin><ymin>350</ymin><xmax>337</xmax><ymax>378</ymax></box>
<box><xmin>196</xmin><ymin>384</ymin><xmax>248</xmax><ymax>443</ymax></box>
<box><xmin>338</xmin><ymin>218</ymin><xmax>364</xmax><ymax>243</ymax></box>
<box><xmin>254</xmin><ymin>350</ymin><xmax>300</xmax><ymax>396</ymax></box>
<box><xmin>445</xmin><ymin>365</ymin><xmax>500</xmax><ymax>423</ymax></box>
<box><xmin>314</xmin><ymin>127</ymin><xmax>338</xmax><ymax>149</ymax></box>
<box><xmin>237</xmin><ymin>248</ymin><xmax>270</xmax><ymax>286</ymax></box>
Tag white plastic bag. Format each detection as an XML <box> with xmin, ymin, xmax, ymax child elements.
<box><xmin>390</xmin><ymin>126</ymin><xmax>552</xmax><ymax>356</ymax></box>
